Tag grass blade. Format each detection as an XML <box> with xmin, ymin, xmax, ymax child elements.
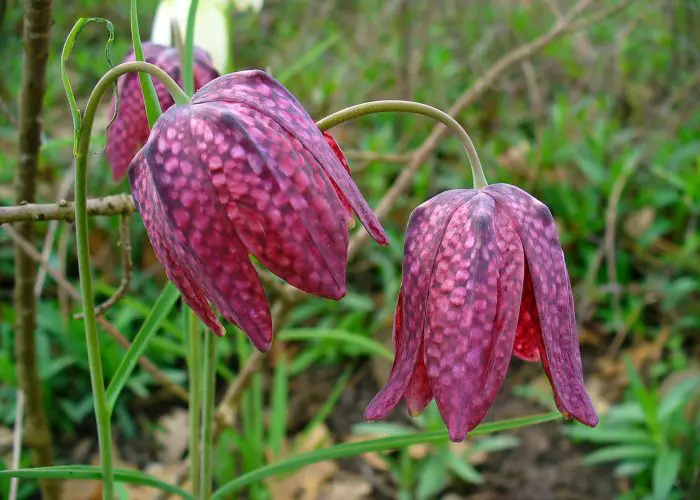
<box><xmin>211</xmin><ymin>412</ymin><xmax>560</xmax><ymax>498</ymax></box>
<box><xmin>106</xmin><ymin>282</ymin><xmax>180</xmax><ymax>412</ymax></box>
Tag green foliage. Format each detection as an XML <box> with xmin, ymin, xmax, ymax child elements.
<box><xmin>567</xmin><ymin>360</ymin><xmax>700</xmax><ymax>499</ymax></box>
<box><xmin>1</xmin><ymin>0</ymin><xmax>699</xmax><ymax>498</ymax></box>
<box><xmin>354</xmin><ymin>403</ymin><xmax>520</xmax><ymax>498</ymax></box>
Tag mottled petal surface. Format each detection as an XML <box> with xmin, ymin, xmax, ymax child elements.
<box><xmin>191</xmin><ymin>70</ymin><xmax>388</xmax><ymax>245</ymax></box>
<box><xmin>129</xmin><ymin>150</ymin><xmax>224</xmax><ymax>336</ymax></box>
<box><xmin>107</xmin><ymin>43</ymin><xmax>219</xmax><ymax>181</ymax></box>
<box><xmin>322</xmin><ymin>132</ymin><xmax>355</xmax><ymax>228</ymax></box>
<box><xmin>364</xmin><ymin>190</ymin><xmax>477</xmax><ymax>422</ymax></box>
<box><xmin>424</xmin><ymin>194</ymin><xmax>524</xmax><ymax>441</ymax></box>
<box><xmin>133</xmin><ymin>106</ymin><xmax>273</xmax><ymax>350</ymax></box>
<box><xmin>484</xmin><ymin>183</ymin><xmax>598</xmax><ymax>427</ymax></box>
<box><xmin>513</xmin><ymin>266</ymin><xmax>541</xmax><ymax>362</ymax></box>
<box><xmin>197</xmin><ymin>102</ymin><xmax>349</xmax><ymax>299</ymax></box>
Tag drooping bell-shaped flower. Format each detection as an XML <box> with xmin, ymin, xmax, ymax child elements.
<box><xmin>364</xmin><ymin>184</ymin><xmax>598</xmax><ymax>441</ymax></box>
<box><xmin>129</xmin><ymin>69</ymin><xmax>388</xmax><ymax>351</ymax></box>
<box><xmin>106</xmin><ymin>42</ymin><xmax>219</xmax><ymax>181</ymax></box>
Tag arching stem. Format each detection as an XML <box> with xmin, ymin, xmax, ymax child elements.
<box><xmin>72</xmin><ymin>61</ymin><xmax>189</xmax><ymax>500</ymax></box>
<box><xmin>316</xmin><ymin>100</ymin><xmax>488</xmax><ymax>189</ymax></box>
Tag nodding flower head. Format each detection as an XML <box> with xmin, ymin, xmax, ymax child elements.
<box><xmin>128</xmin><ymin>69</ymin><xmax>388</xmax><ymax>351</ymax></box>
<box><xmin>364</xmin><ymin>184</ymin><xmax>598</xmax><ymax>441</ymax></box>
<box><xmin>106</xmin><ymin>42</ymin><xmax>219</xmax><ymax>181</ymax></box>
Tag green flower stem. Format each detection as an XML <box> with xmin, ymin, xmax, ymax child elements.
<box><xmin>183</xmin><ymin>0</ymin><xmax>199</xmax><ymax>95</ymax></box>
<box><xmin>74</xmin><ymin>60</ymin><xmax>189</xmax><ymax>500</ymax></box>
<box><xmin>316</xmin><ymin>100</ymin><xmax>488</xmax><ymax>189</ymax></box>
<box><xmin>130</xmin><ymin>0</ymin><xmax>164</xmax><ymax>124</ymax></box>
<box><xmin>187</xmin><ymin>309</ymin><xmax>202</xmax><ymax>497</ymax></box>
<box><xmin>200</xmin><ymin>333</ymin><xmax>217</xmax><ymax>499</ymax></box>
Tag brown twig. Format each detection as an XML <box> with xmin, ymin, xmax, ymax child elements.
<box><xmin>3</xmin><ymin>224</ymin><xmax>189</xmax><ymax>404</ymax></box>
<box><xmin>606</xmin><ymin>158</ymin><xmax>640</xmax><ymax>356</ymax></box>
<box><xmin>74</xmin><ymin>215</ymin><xmax>133</xmax><ymax>319</ymax></box>
<box><xmin>0</xmin><ymin>193</ymin><xmax>136</xmax><ymax>224</ymax></box>
<box><xmin>12</xmin><ymin>0</ymin><xmax>59</xmax><ymax>497</ymax></box>
<box><xmin>344</xmin><ymin>150</ymin><xmax>413</xmax><ymax>164</ymax></box>
<box><xmin>348</xmin><ymin>0</ymin><xmax>600</xmax><ymax>258</ymax></box>
<box><xmin>34</xmin><ymin>169</ymin><xmax>75</xmax><ymax>296</ymax></box>
<box><xmin>9</xmin><ymin>390</ymin><xmax>24</xmax><ymax>500</ymax></box>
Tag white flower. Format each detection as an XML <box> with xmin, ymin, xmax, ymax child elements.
<box><xmin>151</xmin><ymin>0</ymin><xmax>264</xmax><ymax>72</ymax></box>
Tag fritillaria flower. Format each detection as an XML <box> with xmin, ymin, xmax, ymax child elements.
<box><xmin>129</xmin><ymin>69</ymin><xmax>388</xmax><ymax>351</ymax></box>
<box><xmin>106</xmin><ymin>42</ymin><xmax>219</xmax><ymax>180</ymax></box>
<box><xmin>364</xmin><ymin>184</ymin><xmax>598</xmax><ymax>441</ymax></box>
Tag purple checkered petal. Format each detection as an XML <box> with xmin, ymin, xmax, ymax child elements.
<box><xmin>191</xmin><ymin>70</ymin><xmax>388</xmax><ymax>246</ymax></box>
<box><xmin>484</xmin><ymin>183</ymin><xmax>598</xmax><ymax>427</ymax></box>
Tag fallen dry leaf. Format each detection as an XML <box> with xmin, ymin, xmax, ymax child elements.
<box><xmin>624</xmin><ymin>207</ymin><xmax>655</xmax><ymax>239</ymax></box>
<box><xmin>266</xmin><ymin>424</ymin><xmax>339</xmax><ymax>500</ymax></box>
<box><xmin>155</xmin><ymin>409</ymin><xmax>189</xmax><ymax>465</ymax></box>
<box><xmin>319</xmin><ymin>472</ymin><xmax>372</xmax><ymax>500</ymax></box>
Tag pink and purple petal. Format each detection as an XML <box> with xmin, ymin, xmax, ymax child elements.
<box><xmin>364</xmin><ymin>189</ymin><xmax>477</xmax><ymax>422</ymax></box>
<box><xmin>484</xmin><ymin>183</ymin><xmax>598</xmax><ymax>427</ymax></box>
<box><xmin>196</xmin><ymin>101</ymin><xmax>349</xmax><ymax>300</ymax></box>
<box><xmin>129</xmin><ymin>150</ymin><xmax>224</xmax><ymax>335</ymax></box>
<box><xmin>424</xmin><ymin>194</ymin><xmax>523</xmax><ymax>441</ymax></box>
<box><xmin>322</xmin><ymin>132</ymin><xmax>355</xmax><ymax>228</ymax></box>
<box><xmin>132</xmin><ymin>106</ymin><xmax>273</xmax><ymax>350</ymax></box>
<box><xmin>107</xmin><ymin>43</ymin><xmax>219</xmax><ymax>181</ymax></box>
<box><xmin>191</xmin><ymin>70</ymin><xmax>388</xmax><ymax>245</ymax></box>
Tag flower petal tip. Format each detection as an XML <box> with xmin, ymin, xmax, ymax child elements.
<box><xmin>407</xmin><ymin>407</ymin><xmax>424</xmax><ymax>418</ymax></box>
<box><xmin>448</xmin><ymin>427</ymin><xmax>468</xmax><ymax>443</ymax></box>
<box><xmin>254</xmin><ymin>338</ymin><xmax>273</xmax><ymax>353</ymax></box>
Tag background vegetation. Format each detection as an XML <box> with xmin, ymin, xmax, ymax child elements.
<box><xmin>0</xmin><ymin>0</ymin><xmax>699</xmax><ymax>499</ymax></box>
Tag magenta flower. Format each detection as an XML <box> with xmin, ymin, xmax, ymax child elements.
<box><xmin>107</xmin><ymin>42</ymin><xmax>219</xmax><ymax>181</ymax></box>
<box><xmin>129</xmin><ymin>70</ymin><xmax>388</xmax><ymax>351</ymax></box>
<box><xmin>364</xmin><ymin>184</ymin><xmax>598</xmax><ymax>441</ymax></box>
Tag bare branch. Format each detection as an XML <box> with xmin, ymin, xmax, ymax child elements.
<box><xmin>348</xmin><ymin>0</ymin><xmax>605</xmax><ymax>258</ymax></box>
<box><xmin>0</xmin><ymin>193</ymin><xmax>135</xmax><ymax>224</ymax></box>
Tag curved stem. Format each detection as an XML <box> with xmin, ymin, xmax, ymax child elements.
<box><xmin>316</xmin><ymin>100</ymin><xmax>488</xmax><ymax>189</ymax></box>
<box><xmin>73</xmin><ymin>61</ymin><xmax>189</xmax><ymax>500</ymax></box>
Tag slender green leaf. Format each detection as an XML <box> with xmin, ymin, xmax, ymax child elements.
<box><xmin>277</xmin><ymin>34</ymin><xmax>340</xmax><ymax>84</ymax></box>
<box><xmin>467</xmin><ymin>435</ymin><xmax>520</xmax><ymax>454</ymax></box>
<box><xmin>106</xmin><ymin>282</ymin><xmax>180</xmax><ymax>412</ymax></box>
<box><xmin>441</xmin><ymin>450</ymin><xmax>483</xmax><ymax>484</ymax></box>
<box><xmin>614</xmin><ymin>461</ymin><xmax>650</xmax><ymax>477</ymax></box>
<box><xmin>278</xmin><ymin>328</ymin><xmax>393</xmax><ymax>360</ymax></box>
<box><xmin>211</xmin><ymin>413</ymin><xmax>560</xmax><ymax>498</ymax></box>
<box><xmin>60</xmin><ymin>17</ymin><xmax>115</xmax><ymax>156</ymax></box>
<box><xmin>566</xmin><ymin>425</ymin><xmax>654</xmax><ymax>445</ymax></box>
<box><xmin>269</xmin><ymin>354</ymin><xmax>288</xmax><ymax>460</ymax></box>
<box><xmin>130</xmin><ymin>0</ymin><xmax>163</xmax><ymax>126</ymax></box>
<box><xmin>658</xmin><ymin>376</ymin><xmax>700</xmax><ymax>420</ymax></box>
<box><xmin>583</xmin><ymin>445</ymin><xmax>658</xmax><ymax>466</ymax></box>
<box><xmin>652</xmin><ymin>450</ymin><xmax>682</xmax><ymax>500</ymax></box>
<box><xmin>416</xmin><ymin>457</ymin><xmax>450</xmax><ymax>500</ymax></box>
<box><xmin>0</xmin><ymin>466</ymin><xmax>193</xmax><ymax>499</ymax></box>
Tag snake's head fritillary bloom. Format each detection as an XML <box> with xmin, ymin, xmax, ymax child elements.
<box><xmin>106</xmin><ymin>42</ymin><xmax>219</xmax><ymax>181</ymax></box>
<box><xmin>364</xmin><ymin>184</ymin><xmax>598</xmax><ymax>441</ymax></box>
<box><xmin>129</xmin><ymin>69</ymin><xmax>388</xmax><ymax>351</ymax></box>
